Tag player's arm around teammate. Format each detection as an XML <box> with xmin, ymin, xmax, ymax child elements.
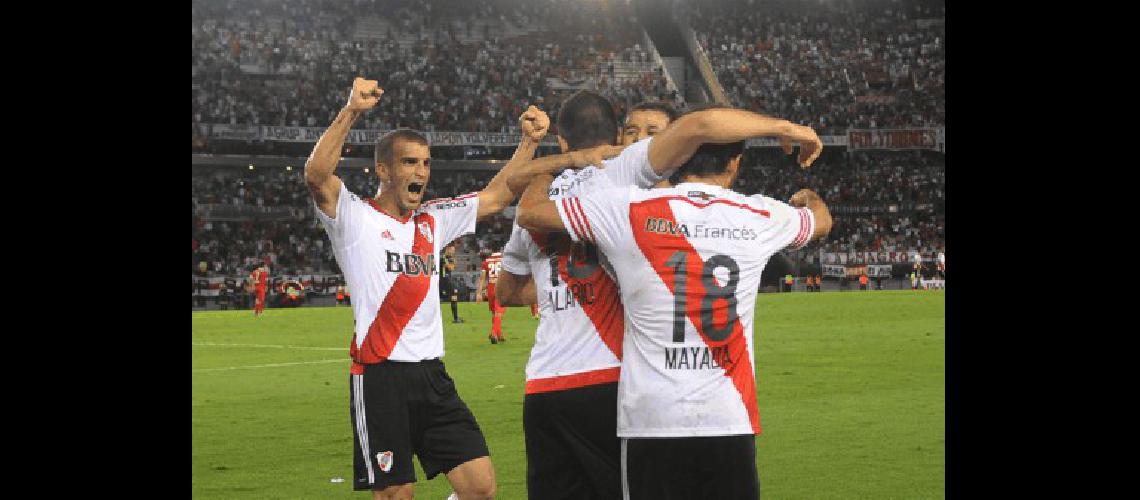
<box><xmin>471</xmin><ymin>107</ymin><xmax>624</xmax><ymax>220</ymax></box>
<box><xmin>517</xmin><ymin>106</ymin><xmax>824</xmax><ymax>232</ymax></box>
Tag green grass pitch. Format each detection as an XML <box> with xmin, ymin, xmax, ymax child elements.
<box><xmin>193</xmin><ymin>290</ymin><xmax>944</xmax><ymax>499</ymax></box>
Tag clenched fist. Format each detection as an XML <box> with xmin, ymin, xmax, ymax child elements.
<box><xmin>345</xmin><ymin>77</ymin><xmax>384</xmax><ymax>112</ymax></box>
<box><xmin>520</xmin><ymin>105</ymin><xmax>550</xmax><ymax>142</ymax></box>
<box><xmin>789</xmin><ymin>188</ymin><xmax>822</xmax><ymax>208</ymax></box>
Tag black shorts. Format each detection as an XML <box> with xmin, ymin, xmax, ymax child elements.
<box><xmin>350</xmin><ymin>359</ymin><xmax>490</xmax><ymax>491</ymax></box>
<box><xmin>622</xmin><ymin>435</ymin><xmax>759</xmax><ymax>500</ymax></box>
<box><xmin>524</xmin><ymin>382</ymin><xmax>621</xmax><ymax>500</ymax></box>
<box><xmin>440</xmin><ymin>277</ymin><xmax>458</xmax><ymax>297</ymax></box>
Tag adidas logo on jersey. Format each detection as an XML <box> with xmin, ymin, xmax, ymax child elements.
<box><xmin>381</xmin><ymin>230</ymin><xmax>394</xmax><ymax>240</ymax></box>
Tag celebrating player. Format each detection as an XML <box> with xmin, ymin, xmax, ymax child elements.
<box><xmin>620</xmin><ymin>101</ymin><xmax>678</xmax><ymax>146</ymax></box>
<box><xmin>305</xmin><ymin>77</ymin><xmax>622</xmax><ymax>500</ymax></box>
<box><xmin>502</xmin><ymin>98</ymin><xmax>823</xmax><ymax>499</ymax></box>
<box><xmin>516</xmin><ymin>104</ymin><xmax>830</xmax><ymax>499</ymax></box>
<box><xmin>496</xmin><ymin>90</ymin><xmax>680</xmax><ymax>499</ymax></box>
<box><xmin>474</xmin><ymin>249</ymin><xmax>506</xmax><ymax>344</ymax></box>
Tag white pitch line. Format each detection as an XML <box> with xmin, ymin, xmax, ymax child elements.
<box><xmin>192</xmin><ymin>342</ymin><xmax>347</xmax><ymax>351</ymax></box>
<box><xmin>193</xmin><ymin>358</ymin><xmax>348</xmax><ymax>373</ymax></box>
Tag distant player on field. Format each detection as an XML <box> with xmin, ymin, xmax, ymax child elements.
<box><xmin>475</xmin><ymin>249</ymin><xmax>506</xmax><ymax>344</ymax></box>
<box><xmin>251</xmin><ymin>264</ymin><xmax>269</xmax><ymax>316</ymax></box>
<box><xmin>517</xmin><ymin>103</ymin><xmax>828</xmax><ymax>499</ymax></box>
<box><xmin>305</xmin><ymin>77</ymin><xmax>621</xmax><ymax>499</ymax></box>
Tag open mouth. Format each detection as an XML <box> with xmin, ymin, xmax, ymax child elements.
<box><xmin>407</xmin><ymin>182</ymin><xmax>425</xmax><ymax>196</ymax></box>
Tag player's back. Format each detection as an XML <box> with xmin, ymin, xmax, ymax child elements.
<box><xmin>563</xmin><ymin>181</ymin><xmax>814</xmax><ymax>437</ymax></box>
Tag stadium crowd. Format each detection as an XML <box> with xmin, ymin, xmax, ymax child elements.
<box><xmin>687</xmin><ymin>0</ymin><xmax>944</xmax><ymax>135</ymax></box>
<box><xmin>192</xmin><ymin>0</ymin><xmax>677</xmax><ymax>148</ymax></box>
<box><xmin>192</xmin><ymin>146</ymin><xmax>944</xmax><ymax>278</ymax></box>
<box><xmin>192</xmin><ymin>166</ymin><xmax>513</xmax><ymax>277</ymax></box>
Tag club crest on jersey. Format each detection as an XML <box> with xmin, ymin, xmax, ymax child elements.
<box><xmin>417</xmin><ymin>222</ymin><xmax>434</xmax><ymax>243</ymax></box>
<box><xmin>381</xmin><ymin>230</ymin><xmax>394</xmax><ymax>240</ymax></box>
<box><xmin>376</xmin><ymin>451</ymin><xmax>394</xmax><ymax>473</ymax></box>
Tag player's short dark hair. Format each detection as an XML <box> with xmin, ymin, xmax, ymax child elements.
<box><xmin>669</xmin><ymin>103</ymin><xmax>744</xmax><ymax>183</ymax></box>
<box><xmin>375</xmin><ymin>128</ymin><xmax>429</xmax><ymax>166</ymax></box>
<box><xmin>629</xmin><ymin>101</ymin><xmax>679</xmax><ymax>122</ymax></box>
<box><xmin>557</xmin><ymin>90</ymin><xmax>618</xmax><ymax>150</ymax></box>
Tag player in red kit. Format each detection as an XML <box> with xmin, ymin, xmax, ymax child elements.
<box><xmin>251</xmin><ymin>265</ymin><xmax>269</xmax><ymax>316</ymax></box>
<box><xmin>476</xmin><ymin>250</ymin><xmax>506</xmax><ymax>343</ymax></box>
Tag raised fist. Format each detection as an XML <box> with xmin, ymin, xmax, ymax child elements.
<box><xmin>520</xmin><ymin>105</ymin><xmax>550</xmax><ymax>142</ymax></box>
<box><xmin>789</xmin><ymin>188</ymin><xmax>821</xmax><ymax>208</ymax></box>
<box><xmin>346</xmin><ymin>77</ymin><xmax>384</xmax><ymax>112</ymax></box>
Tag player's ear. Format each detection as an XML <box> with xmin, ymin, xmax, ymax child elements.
<box><xmin>557</xmin><ymin>136</ymin><xmax>569</xmax><ymax>153</ymax></box>
<box><xmin>375</xmin><ymin>161</ymin><xmax>390</xmax><ymax>183</ymax></box>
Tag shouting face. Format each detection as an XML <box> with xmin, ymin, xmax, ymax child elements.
<box><xmin>377</xmin><ymin>139</ymin><xmax>431</xmax><ymax>214</ymax></box>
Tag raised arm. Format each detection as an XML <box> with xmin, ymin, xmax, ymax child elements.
<box><xmin>475</xmin><ymin>107</ymin><xmax>626</xmax><ymax>220</ymax></box>
<box><xmin>647</xmin><ymin>107</ymin><xmax>823</xmax><ymax>173</ymax></box>
<box><xmin>305</xmin><ymin>77</ymin><xmax>383</xmax><ymax>217</ymax></box>
<box><xmin>789</xmin><ymin>188</ymin><xmax>833</xmax><ymax>242</ymax></box>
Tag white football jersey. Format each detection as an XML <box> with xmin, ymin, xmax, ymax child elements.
<box><xmin>500</xmin><ymin>137</ymin><xmax>664</xmax><ymax>394</ymax></box>
<box><xmin>554</xmin><ymin>182</ymin><xmax>814</xmax><ymax>437</ymax></box>
<box><xmin>316</xmin><ymin>182</ymin><xmax>478</xmax><ymax>370</ymax></box>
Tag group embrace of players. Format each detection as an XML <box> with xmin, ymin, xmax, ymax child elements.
<box><xmin>305</xmin><ymin>76</ymin><xmax>832</xmax><ymax>499</ymax></box>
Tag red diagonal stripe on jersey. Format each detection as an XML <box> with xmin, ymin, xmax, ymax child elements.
<box><xmin>354</xmin><ymin>213</ymin><xmax>437</xmax><ymax>364</ymax></box>
<box><xmin>629</xmin><ymin>198</ymin><xmax>760</xmax><ymax>434</ymax></box>
<box><xmin>556</xmin><ymin>241</ymin><xmax>624</xmax><ymax>360</ymax></box>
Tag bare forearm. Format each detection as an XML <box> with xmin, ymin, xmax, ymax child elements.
<box><xmin>516</xmin><ymin>173</ymin><xmax>562</xmax><ymax>233</ymax></box>
<box><xmin>305</xmin><ymin>107</ymin><xmax>361</xmax><ymax>185</ymax></box>
<box><xmin>650</xmin><ymin>108</ymin><xmax>794</xmax><ymax>172</ymax></box>
<box><xmin>495</xmin><ymin>137</ymin><xmax>541</xmax><ymax>197</ymax></box>
<box><xmin>690</xmin><ymin>108</ymin><xmax>794</xmax><ymax>143</ymax></box>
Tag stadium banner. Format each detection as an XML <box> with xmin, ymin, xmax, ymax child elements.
<box><xmin>822</xmin><ymin>264</ymin><xmax>846</xmax><ymax>277</ymax></box>
<box><xmin>868</xmin><ymin>264</ymin><xmax>893</xmax><ymax>277</ymax></box>
<box><xmin>821</xmin><ymin>251</ymin><xmax>931</xmax><ymax>265</ymax></box>
<box><xmin>847</xmin><ymin>128</ymin><xmax>942</xmax><ymax>151</ymax></box>
<box><xmin>821</xmin><ymin>264</ymin><xmax>892</xmax><ymax>278</ymax></box>
<box><xmin>208</xmin><ymin>124</ymin><xmax>560</xmax><ymax>147</ymax></box>
<box><xmin>747</xmin><ymin>135</ymin><xmax>846</xmax><ymax>148</ymax></box>
<box><xmin>192</xmin><ymin>274</ymin><xmax>345</xmax><ymax>296</ymax></box>
<box><xmin>208</xmin><ymin>123</ymin><xmax>261</xmax><ymax>141</ymax></box>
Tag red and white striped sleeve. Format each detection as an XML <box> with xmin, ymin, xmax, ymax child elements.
<box><xmin>750</xmin><ymin>194</ymin><xmax>816</xmax><ymax>250</ymax></box>
<box><xmin>554</xmin><ymin>186</ymin><xmax>631</xmax><ymax>249</ymax></box>
<box><xmin>555</xmin><ymin>196</ymin><xmax>597</xmax><ymax>244</ymax></box>
<box><xmin>788</xmin><ymin>207</ymin><xmax>816</xmax><ymax>250</ymax></box>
